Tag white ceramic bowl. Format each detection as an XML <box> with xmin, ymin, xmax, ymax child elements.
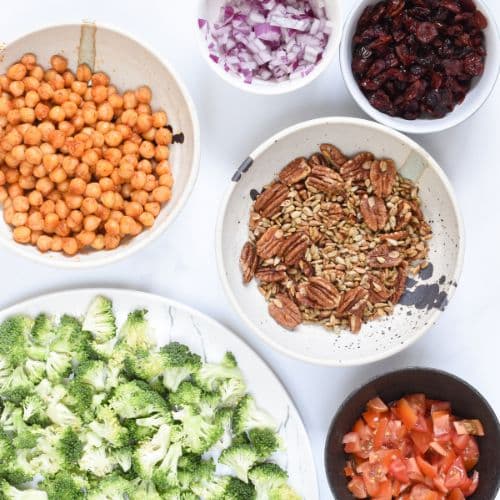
<box><xmin>216</xmin><ymin>117</ymin><xmax>465</xmax><ymax>366</ymax></box>
<box><xmin>196</xmin><ymin>0</ymin><xmax>343</xmax><ymax>95</ymax></box>
<box><xmin>0</xmin><ymin>23</ymin><xmax>200</xmax><ymax>268</ymax></box>
<box><xmin>340</xmin><ymin>0</ymin><xmax>500</xmax><ymax>134</ymax></box>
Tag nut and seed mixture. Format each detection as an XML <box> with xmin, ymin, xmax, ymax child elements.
<box><xmin>239</xmin><ymin>144</ymin><xmax>432</xmax><ymax>333</ymax></box>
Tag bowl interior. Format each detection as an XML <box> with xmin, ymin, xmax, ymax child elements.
<box><xmin>325</xmin><ymin>369</ymin><xmax>500</xmax><ymax>500</ymax></box>
<box><xmin>218</xmin><ymin>118</ymin><xmax>463</xmax><ymax>365</ymax></box>
<box><xmin>0</xmin><ymin>24</ymin><xmax>198</xmax><ymax>267</ymax></box>
<box><xmin>340</xmin><ymin>0</ymin><xmax>500</xmax><ymax>134</ymax></box>
<box><xmin>196</xmin><ymin>0</ymin><xmax>343</xmax><ymax>94</ymax></box>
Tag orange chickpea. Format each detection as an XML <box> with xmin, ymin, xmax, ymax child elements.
<box><xmin>122</xmin><ymin>91</ymin><xmax>137</xmax><ymax>109</ymax></box>
<box><xmin>139</xmin><ymin>211</ymin><xmax>155</xmax><ymax>227</ymax></box>
<box><xmin>21</xmin><ymin>53</ymin><xmax>37</xmax><ymax>70</ymax></box>
<box><xmin>104</xmin><ymin>130</ymin><xmax>123</xmax><ymax>147</ymax></box>
<box><xmin>75</xmin><ymin>163</ymin><xmax>91</xmax><ymax>183</ymax></box>
<box><xmin>7</xmin><ymin>63</ymin><xmax>27</xmax><ymax>81</ymax></box>
<box><xmin>104</xmin><ymin>218</ymin><xmax>119</xmax><ymax>236</ymax></box>
<box><xmin>108</xmin><ymin>93</ymin><xmax>123</xmax><ymax>110</ymax></box>
<box><xmin>99</xmin><ymin>177</ymin><xmax>115</xmax><ymax>192</ymax></box>
<box><xmin>83</xmin><ymin>214</ymin><xmax>101</xmax><ymax>232</ymax></box>
<box><xmin>65</xmin><ymin>194</ymin><xmax>83</xmax><ymax>209</ymax></box>
<box><xmin>91</xmin><ymin>234</ymin><xmax>105</xmax><ymax>250</ymax></box>
<box><xmin>118</xmin><ymin>161</ymin><xmax>134</xmax><ymax>180</ymax></box>
<box><xmin>48</xmin><ymin>129</ymin><xmax>66</xmax><ymax>149</ymax></box>
<box><xmin>104</xmin><ymin>148</ymin><xmax>122</xmax><ymax>166</ymax></box>
<box><xmin>67</xmin><ymin>210</ymin><xmax>83</xmax><ymax>228</ymax></box>
<box><xmin>136</xmin><ymin>113</ymin><xmax>153</xmax><ymax>133</ymax></box>
<box><xmin>19</xmin><ymin>107</ymin><xmax>35</xmax><ymax>124</ymax></box>
<box><xmin>0</xmin><ymin>96</ymin><xmax>11</xmax><ymax>116</ymax></box>
<box><xmin>62</xmin><ymin>237</ymin><xmax>78</xmax><ymax>255</ymax></box>
<box><xmin>144</xmin><ymin>174</ymin><xmax>158</xmax><ymax>192</ymax></box>
<box><xmin>139</xmin><ymin>141</ymin><xmax>155</xmax><ymax>159</ymax></box>
<box><xmin>101</xmin><ymin>191</ymin><xmax>116</xmax><ymax>209</ymax></box>
<box><xmin>50</xmin><ymin>55</ymin><xmax>68</xmax><ymax>74</ymax></box>
<box><xmin>30</xmin><ymin>65</ymin><xmax>44</xmax><ymax>81</ymax></box>
<box><xmin>91</xmin><ymin>85</ymin><xmax>108</xmax><ymax>104</ymax></box>
<box><xmin>28</xmin><ymin>190</ymin><xmax>43</xmax><ymax>207</ymax></box>
<box><xmin>23</xmin><ymin>76</ymin><xmax>40</xmax><ymax>91</ymax></box>
<box><xmin>54</xmin><ymin>200</ymin><xmax>69</xmax><ymax>219</ymax></box>
<box><xmin>76</xmin><ymin>230</ymin><xmax>95</xmax><ymax>247</ymax></box>
<box><xmin>104</xmin><ymin>233</ymin><xmax>120</xmax><ymax>250</ymax></box>
<box><xmin>30</xmin><ymin>230</ymin><xmax>42</xmax><ymax>245</ymax></box>
<box><xmin>36</xmin><ymin>234</ymin><xmax>52</xmax><ymax>252</ymax></box>
<box><xmin>96</xmin><ymin>159</ymin><xmax>114</xmax><ymax>178</ymax></box>
<box><xmin>25</xmin><ymin>90</ymin><xmax>40</xmax><ymax>108</ymax></box>
<box><xmin>156</xmin><ymin>160</ymin><xmax>170</xmax><ymax>175</ymax></box>
<box><xmin>34</xmin><ymin>103</ymin><xmax>49</xmax><ymax>121</ymax></box>
<box><xmin>53</xmin><ymin>89</ymin><xmax>70</xmax><ymax>104</ymax></box>
<box><xmin>55</xmin><ymin>219</ymin><xmax>71</xmax><ymax>237</ymax></box>
<box><xmin>6</xmin><ymin>109</ymin><xmax>21</xmax><ymax>126</ymax></box>
<box><xmin>62</xmin><ymin>101</ymin><xmax>77</xmax><ymax>118</ymax></box>
<box><xmin>155</xmin><ymin>127</ymin><xmax>173</xmax><ymax>145</ymax></box>
<box><xmin>43</xmin><ymin>154</ymin><xmax>59</xmax><ymax>172</ymax></box>
<box><xmin>62</xmin><ymin>71</ymin><xmax>75</xmax><ymax>88</ymax></box>
<box><xmin>81</xmin><ymin>197</ymin><xmax>98</xmax><ymax>215</ymax></box>
<box><xmin>152</xmin><ymin>111</ymin><xmax>168</xmax><ymax>128</ymax></box>
<box><xmin>159</xmin><ymin>172</ymin><xmax>174</xmax><ymax>188</ymax></box>
<box><xmin>82</xmin><ymin>149</ymin><xmax>99</xmax><ymax>166</ymax></box>
<box><xmin>36</xmin><ymin>177</ymin><xmax>54</xmax><ymax>196</ymax></box>
<box><xmin>97</xmin><ymin>102</ymin><xmax>114</xmax><ymax>122</ymax></box>
<box><xmin>95</xmin><ymin>203</ymin><xmax>110</xmax><ymax>222</ymax></box>
<box><xmin>59</xmin><ymin>120</ymin><xmax>76</xmax><ymax>137</ymax></box>
<box><xmin>27</xmin><ymin>211</ymin><xmax>44</xmax><ymax>231</ymax></box>
<box><xmin>85</xmin><ymin>183</ymin><xmax>102</xmax><ymax>199</ymax></box>
<box><xmin>22</xmin><ymin>126</ymin><xmax>42</xmax><ymax>146</ymax></box>
<box><xmin>13</xmin><ymin>226</ymin><xmax>31</xmax><ymax>243</ymax></box>
<box><xmin>49</xmin><ymin>235</ymin><xmax>62</xmax><ymax>251</ymax></box>
<box><xmin>96</xmin><ymin>121</ymin><xmax>112</xmax><ymax>135</ymax></box>
<box><xmin>40</xmin><ymin>200</ymin><xmax>55</xmax><ymax>216</ymax></box>
<box><xmin>145</xmin><ymin>202</ymin><xmax>161</xmax><ymax>216</ymax></box>
<box><xmin>67</xmin><ymin>177</ymin><xmax>86</xmax><ymax>196</ymax></box>
<box><xmin>48</xmin><ymin>106</ymin><xmax>65</xmax><ymax>122</ymax></box>
<box><xmin>12</xmin><ymin>195</ymin><xmax>29</xmax><ymax>212</ymax></box>
<box><xmin>71</xmin><ymin>80</ymin><xmax>87</xmax><ymax>95</ymax></box>
<box><xmin>12</xmin><ymin>212</ymin><xmax>28</xmax><ymax>227</ymax></box>
<box><xmin>130</xmin><ymin>170</ymin><xmax>146</xmax><ymax>190</ymax></box>
<box><xmin>3</xmin><ymin>205</ymin><xmax>14</xmax><ymax>224</ymax></box>
<box><xmin>9</xmin><ymin>80</ymin><xmax>24</xmax><ymax>97</ymax></box>
<box><xmin>120</xmin><ymin>109</ymin><xmax>138</xmax><ymax>127</ymax></box>
<box><xmin>49</xmin><ymin>166</ymin><xmax>67</xmax><ymax>184</ymax></box>
<box><xmin>19</xmin><ymin>175</ymin><xmax>35</xmax><ymax>191</ymax></box>
<box><xmin>0</xmin><ymin>187</ymin><xmax>7</xmax><ymax>203</ymax></box>
<box><xmin>125</xmin><ymin>201</ymin><xmax>143</xmax><ymax>218</ymax></box>
<box><xmin>76</xmin><ymin>64</ymin><xmax>92</xmax><ymax>82</ymax></box>
<box><xmin>155</xmin><ymin>145</ymin><xmax>170</xmax><ymax>162</ymax></box>
<box><xmin>110</xmin><ymin>169</ymin><xmax>122</xmax><ymax>187</ymax></box>
<box><xmin>91</xmin><ymin>72</ymin><xmax>110</xmax><ymax>87</ymax></box>
<box><xmin>131</xmin><ymin>189</ymin><xmax>148</xmax><ymax>205</ymax></box>
<box><xmin>135</xmin><ymin>85</ymin><xmax>152</xmax><ymax>104</ymax></box>
<box><xmin>141</xmin><ymin>127</ymin><xmax>156</xmax><ymax>142</ymax></box>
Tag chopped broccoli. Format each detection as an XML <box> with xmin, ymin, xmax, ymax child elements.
<box><xmin>0</xmin><ymin>428</ymin><xmax>14</xmax><ymax>464</ymax></box>
<box><xmin>110</xmin><ymin>447</ymin><xmax>132</xmax><ymax>473</ymax></box>
<box><xmin>39</xmin><ymin>471</ymin><xmax>84</xmax><ymax>500</ymax></box>
<box><xmin>152</xmin><ymin>441</ymin><xmax>183</xmax><ymax>492</ymax></box>
<box><xmin>124</xmin><ymin>349</ymin><xmax>166</xmax><ymax>383</ymax></box>
<box><xmin>109</xmin><ymin>380</ymin><xmax>168</xmax><ymax>419</ymax></box>
<box><xmin>82</xmin><ymin>296</ymin><xmax>117</xmax><ymax>343</ymax></box>
<box><xmin>219</xmin><ymin>443</ymin><xmax>259</xmax><ymax>483</ymax></box>
<box><xmin>58</xmin><ymin>427</ymin><xmax>83</xmax><ymax>466</ymax></box>
<box><xmin>89</xmin><ymin>406</ymin><xmax>129</xmax><ymax>448</ymax></box>
<box><xmin>160</xmin><ymin>343</ymin><xmax>201</xmax><ymax>392</ymax></box>
<box><xmin>128</xmin><ymin>478</ymin><xmax>162</xmax><ymax>500</ymax></box>
<box><xmin>30</xmin><ymin>313</ymin><xmax>55</xmax><ymax>346</ymax></box>
<box><xmin>46</xmin><ymin>401</ymin><xmax>80</xmax><ymax>428</ymax></box>
<box><xmin>177</xmin><ymin>454</ymin><xmax>215</xmax><ymax>492</ymax></box>
<box><xmin>23</xmin><ymin>359</ymin><xmax>46</xmax><ymax>385</ymax></box>
<box><xmin>116</xmin><ymin>309</ymin><xmax>154</xmax><ymax>352</ymax></box>
<box><xmin>13</xmin><ymin>427</ymin><xmax>40</xmax><ymax>449</ymax></box>
<box><xmin>63</xmin><ymin>379</ymin><xmax>94</xmax><ymax>422</ymax></box>
<box><xmin>123</xmin><ymin>419</ymin><xmax>156</xmax><ymax>444</ymax></box>
<box><xmin>248</xmin><ymin>428</ymin><xmax>282</xmax><ymax>459</ymax></box>
<box><xmin>45</xmin><ymin>351</ymin><xmax>72</xmax><ymax>382</ymax></box>
<box><xmin>248</xmin><ymin>463</ymin><xmax>300</xmax><ymax>500</ymax></box>
<box><xmin>168</xmin><ymin>381</ymin><xmax>202</xmax><ymax>408</ymax></box>
<box><xmin>1</xmin><ymin>448</ymin><xmax>35</xmax><ymax>484</ymax></box>
<box><xmin>193</xmin><ymin>352</ymin><xmax>243</xmax><ymax>392</ymax></box>
<box><xmin>0</xmin><ymin>479</ymin><xmax>47</xmax><ymax>499</ymax></box>
<box><xmin>78</xmin><ymin>443</ymin><xmax>114</xmax><ymax>478</ymax></box>
<box><xmin>218</xmin><ymin>377</ymin><xmax>247</xmax><ymax>408</ymax></box>
<box><xmin>0</xmin><ymin>315</ymin><xmax>33</xmax><ymax>365</ymax></box>
<box><xmin>233</xmin><ymin>395</ymin><xmax>277</xmax><ymax>435</ymax></box>
<box><xmin>75</xmin><ymin>360</ymin><xmax>109</xmax><ymax>392</ymax></box>
<box><xmin>191</xmin><ymin>475</ymin><xmax>255</xmax><ymax>500</ymax></box>
<box><xmin>22</xmin><ymin>394</ymin><xmax>48</xmax><ymax>425</ymax></box>
<box><xmin>133</xmin><ymin>424</ymin><xmax>171</xmax><ymax>479</ymax></box>
<box><xmin>0</xmin><ymin>365</ymin><xmax>33</xmax><ymax>403</ymax></box>
<box><xmin>86</xmin><ymin>473</ymin><xmax>131</xmax><ymax>500</ymax></box>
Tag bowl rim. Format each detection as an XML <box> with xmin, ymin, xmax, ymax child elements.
<box><xmin>323</xmin><ymin>367</ymin><xmax>500</xmax><ymax>498</ymax></box>
<box><xmin>215</xmin><ymin>116</ymin><xmax>465</xmax><ymax>366</ymax></box>
<box><xmin>194</xmin><ymin>0</ymin><xmax>343</xmax><ymax>95</ymax></box>
<box><xmin>339</xmin><ymin>0</ymin><xmax>500</xmax><ymax>135</ymax></box>
<box><xmin>0</xmin><ymin>21</ymin><xmax>201</xmax><ymax>269</ymax></box>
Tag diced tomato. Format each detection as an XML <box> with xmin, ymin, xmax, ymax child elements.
<box><xmin>406</xmin><ymin>393</ymin><xmax>426</xmax><ymax>415</ymax></box>
<box><xmin>411</xmin><ymin>430</ymin><xmax>432</xmax><ymax>454</ymax></box>
<box><xmin>408</xmin><ymin>484</ymin><xmax>440</xmax><ymax>500</ymax></box>
<box><xmin>461</xmin><ymin>470</ymin><xmax>479</xmax><ymax>496</ymax></box>
<box><xmin>432</xmin><ymin>475</ymin><xmax>448</xmax><ymax>495</ymax></box>
<box><xmin>363</xmin><ymin>410</ymin><xmax>381</xmax><ymax>429</ymax></box>
<box><xmin>453</xmin><ymin>419</ymin><xmax>485</xmax><ymax>437</ymax></box>
<box><xmin>444</xmin><ymin>457</ymin><xmax>467</xmax><ymax>489</ymax></box>
<box><xmin>428</xmin><ymin>400</ymin><xmax>451</xmax><ymax>413</ymax></box>
<box><xmin>373</xmin><ymin>480</ymin><xmax>392</xmax><ymax>500</ymax></box>
<box><xmin>432</xmin><ymin>411</ymin><xmax>451</xmax><ymax>438</ymax></box>
<box><xmin>374</xmin><ymin>417</ymin><xmax>388</xmax><ymax>449</ymax></box>
<box><xmin>367</xmin><ymin>396</ymin><xmax>389</xmax><ymax>413</ymax></box>
<box><xmin>360</xmin><ymin>461</ymin><xmax>386</xmax><ymax>496</ymax></box>
<box><xmin>344</xmin><ymin>461</ymin><xmax>355</xmax><ymax>477</ymax></box>
<box><xmin>429</xmin><ymin>441</ymin><xmax>448</xmax><ymax>457</ymax></box>
<box><xmin>406</xmin><ymin>457</ymin><xmax>424</xmax><ymax>482</ymax></box>
<box><xmin>452</xmin><ymin>433</ymin><xmax>469</xmax><ymax>451</ymax></box>
<box><xmin>461</xmin><ymin>436</ymin><xmax>479</xmax><ymax>471</ymax></box>
<box><xmin>448</xmin><ymin>488</ymin><xmax>465</xmax><ymax>500</ymax></box>
<box><xmin>397</xmin><ymin>398</ymin><xmax>418</xmax><ymax>431</ymax></box>
<box><xmin>348</xmin><ymin>475</ymin><xmax>368</xmax><ymax>498</ymax></box>
<box><xmin>354</xmin><ymin>418</ymin><xmax>366</xmax><ymax>434</ymax></box>
<box><xmin>416</xmin><ymin>456</ymin><xmax>438</xmax><ymax>479</ymax></box>
<box><xmin>413</xmin><ymin>415</ymin><xmax>430</xmax><ymax>433</ymax></box>
<box><xmin>343</xmin><ymin>432</ymin><xmax>361</xmax><ymax>453</ymax></box>
<box><xmin>389</xmin><ymin>457</ymin><xmax>409</xmax><ymax>483</ymax></box>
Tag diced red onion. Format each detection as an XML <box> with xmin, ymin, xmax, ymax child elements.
<box><xmin>199</xmin><ymin>0</ymin><xmax>332</xmax><ymax>84</ymax></box>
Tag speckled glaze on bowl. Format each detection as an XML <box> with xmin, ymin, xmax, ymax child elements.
<box><xmin>324</xmin><ymin>368</ymin><xmax>500</xmax><ymax>500</ymax></box>
<box><xmin>0</xmin><ymin>23</ymin><xmax>200</xmax><ymax>268</ymax></box>
<box><xmin>216</xmin><ymin>117</ymin><xmax>464</xmax><ymax>366</ymax></box>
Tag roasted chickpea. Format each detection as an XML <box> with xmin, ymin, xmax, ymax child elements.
<box><xmin>83</xmin><ymin>214</ymin><xmax>101</xmax><ymax>232</ymax></box>
<box><xmin>104</xmin><ymin>233</ymin><xmax>120</xmax><ymax>250</ymax></box>
<box><xmin>96</xmin><ymin>159</ymin><xmax>114</xmax><ymax>178</ymax></box>
<box><xmin>12</xmin><ymin>195</ymin><xmax>29</xmax><ymax>212</ymax></box>
<box><xmin>139</xmin><ymin>211</ymin><xmax>155</xmax><ymax>227</ymax></box>
<box><xmin>108</xmin><ymin>93</ymin><xmax>123</xmax><ymax>110</ymax></box>
<box><xmin>13</xmin><ymin>226</ymin><xmax>31</xmax><ymax>243</ymax></box>
<box><xmin>7</xmin><ymin>63</ymin><xmax>27</xmax><ymax>81</ymax></box>
<box><xmin>104</xmin><ymin>218</ymin><xmax>119</xmax><ymax>236</ymax></box>
<box><xmin>81</xmin><ymin>197</ymin><xmax>98</xmax><ymax>215</ymax></box>
<box><xmin>28</xmin><ymin>190</ymin><xmax>43</xmax><ymax>207</ymax></box>
<box><xmin>139</xmin><ymin>140</ymin><xmax>155</xmax><ymax>159</ymax></box>
<box><xmin>155</xmin><ymin>127</ymin><xmax>173</xmax><ymax>145</ymax></box>
<box><xmin>91</xmin><ymin>72</ymin><xmax>110</xmax><ymax>87</ymax></box>
<box><xmin>50</xmin><ymin>55</ymin><xmax>68</xmax><ymax>74</ymax></box>
<box><xmin>48</xmin><ymin>105</ymin><xmax>65</xmax><ymax>123</ymax></box>
<box><xmin>136</xmin><ymin>85</ymin><xmax>152</xmax><ymax>104</ymax></box>
<box><xmin>62</xmin><ymin>237</ymin><xmax>78</xmax><ymax>255</ymax></box>
<box><xmin>76</xmin><ymin>64</ymin><xmax>92</xmax><ymax>82</ymax></box>
<box><xmin>145</xmin><ymin>202</ymin><xmax>161</xmax><ymax>217</ymax></box>
<box><xmin>27</xmin><ymin>211</ymin><xmax>44</xmax><ymax>231</ymax></box>
<box><xmin>12</xmin><ymin>212</ymin><xmax>28</xmax><ymax>227</ymax></box>
<box><xmin>37</xmin><ymin>234</ymin><xmax>52</xmax><ymax>252</ymax></box>
<box><xmin>99</xmin><ymin>177</ymin><xmax>115</xmax><ymax>192</ymax></box>
<box><xmin>36</xmin><ymin>177</ymin><xmax>54</xmax><ymax>196</ymax></box>
<box><xmin>34</xmin><ymin>103</ymin><xmax>49</xmax><ymax>121</ymax></box>
<box><xmin>91</xmin><ymin>85</ymin><xmax>108</xmax><ymax>104</ymax></box>
<box><xmin>104</xmin><ymin>130</ymin><xmax>123</xmax><ymax>147</ymax></box>
<box><xmin>21</xmin><ymin>53</ymin><xmax>37</xmax><ymax>70</ymax></box>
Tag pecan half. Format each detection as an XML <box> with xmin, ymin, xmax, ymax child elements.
<box><xmin>337</xmin><ymin>287</ymin><xmax>369</xmax><ymax>317</ymax></box>
<box><xmin>255</xmin><ymin>268</ymin><xmax>287</xmax><ymax>283</ymax></box>
<box><xmin>326</xmin><ymin>203</ymin><xmax>344</xmax><ymax>225</ymax></box>
<box><xmin>280</xmin><ymin>231</ymin><xmax>309</xmax><ymax>266</ymax></box>
<box><xmin>268</xmin><ymin>294</ymin><xmax>302</xmax><ymax>329</ymax></box>
<box><xmin>296</xmin><ymin>277</ymin><xmax>341</xmax><ymax>310</ymax></box>
<box><xmin>360</xmin><ymin>196</ymin><xmax>388</xmax><ymax>231</ymax></box>
<box><xmin>366</xmin><ymin>274</ymin><xmax>392</xmax><ymax>303</ymax></box>
<box><xmin>380</xmin><ymin>231</ymin><xmax>408</xmax><ymax>243</ymax></box>
<box><xmin>305</xmin><ymin>165</ymin><xmax>344</xmax><ymax>195</ymax></box>
<box><xmin>254</xmin><ymin>182</ymin><xmax>289</xmax><ymax>218</ymax></box>
<box><xmin>279</xmin><ymin>157</ymin><xmax>311</xmax><ymax>186</ymax></box>
<box><xmin>256</xmin><ymin>226</ymin><xmax>284</xmax><ymax>259</ymax></box>
<box><xmin>240</xmin><ymin>242</ymin><xmax>259</xmax><ymax>284</ymax></box>
<box><xmin>391</xmin><ymin>262</ymin><xmax>408</xmax><ymax>303</ymax></box>
<box><xmin>368</xmin><ymin>245</ymin><xmax>403</xmax><ymax>268</ymax></box>
<box><xmin>320</xmin><ymin>143</ymin><xmax>348</xmax><ymax>168</ymax></box>
<box><xmin>308</xmin><ymin>153</ymin><xmax>328</xmax><ymax>168</ymax></box>
<box><xmin>370</xmin><ymin>159</ymin><xmax>397</xmax><ymax>198</ymax></box>
<box><xmin>299</xmin><ymin>260</ymin><xmax>314</xmax><ymax>277</ymax></box>
<box><xmin>340</xmin><ymin>152</ymin><xmax>374</xmax><ymax>181</ymax></box>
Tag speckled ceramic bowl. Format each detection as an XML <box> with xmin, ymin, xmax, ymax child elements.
<box><xmin>325</xmin><ymin>368</ymin><xmax>500</xmax><ymax>499</ymax></box>
<box><xmin>216</xmin><ymin>117</ymin><xmax>464</xmax><ymax>366</ymax></box>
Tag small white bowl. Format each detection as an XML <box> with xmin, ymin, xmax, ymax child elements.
<box><xmin>196</xmin><ymin>0</ymin><xmax>343</xmax><ymax>95</ymax></box>
<box><xmin>0</xmin><ymin>23</ymin><xmax>200</xmax><ymax>268</ymax></box>
<box><xmin>216</xmin><ymin>117</ymin><xmax>465</xmax><ymax>366</ymax></box>
<box><xmin>340</xmin><ymin>0</ymin><xmax>500</xmax><ymax>134</ymax></box>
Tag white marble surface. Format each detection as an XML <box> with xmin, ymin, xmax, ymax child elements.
<box><xmin>1</xmin><ymin>1</ymin><xmax>499</xmax><ymax>498</ymax></box>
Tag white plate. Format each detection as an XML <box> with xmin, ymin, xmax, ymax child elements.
<box><xmin>0</xmin><ymin>288</ymin><xmax>318</xmax><ymax>499</ymax></box>
<box><xmin>217</xmin><ymin>117</ymin><xmax>464</xmax><ymax>366</ymax></box>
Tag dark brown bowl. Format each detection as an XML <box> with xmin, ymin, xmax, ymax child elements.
<box><xmin>324</xmin><ymin>368</ymin><xmax>500</xmax><ymax>499</ymax></box>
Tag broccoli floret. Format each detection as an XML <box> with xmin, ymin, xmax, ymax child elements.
<box><xmin>116</xmin><ymin>309</ymin><xmax>154</xmax><ymax>351</ymax></box>
<box><xmin>128</xmin><ymin>478</ymin><xmax>162</xmax><ymax>500</ymax></box>
<box><xmin>34</xmin><ymin>380</ymin><xmax>66</xmax><ymax>405</ymax></box>
<box><xmin>177</xmin><ymin>454</ymin><xmax>215</xmax><ymax>492</ymax></box>
<box><xmin>58</xmin><ymin>427</ymin><xmax>83</xmax><ymax>466</ymax></box>
<box><xmin>0</xmin><ymin>402</ymin><xmax>21</xmax><ymax>433</ymax></box>
<box><xmin>89</xmin><ymin>406</ymin><xmax>129</xmax><ymax>448</ymax></box>
<box><xmin>191</xmin><ymin>476</ymin><xmax>254</xmax><ymax>500</ymax></box>
<box><xmin>193</xmin><ymin>352</ymin><xmax>243</xmax><ymax>393</ymax></box>
<box><xmin>39</xmin><ymin>471</ymin><xmax>84</xmax><ymax>500</ymax></box>
<box><xmin>248</xmin><ymin>428</ymin><xmax>282</xmax><ymax>459</ymax></box>
<box><xmin>160</xmin><ymin>343</ymin><xmax>201</xmax><ymax>392</ymax></box>
<box><xmin>45</xmin><ymin>351</ymin><xmax>72</xmax><ymax>383</ymax></box>
<box><xmin>75</xmin><ymin>360</ymin><xmax>109</xmax><ymax>392</ymax></box>
<box><xmin>90</xmin><ymin>338</ymin><xmax>116</xmax><ymax>360</ymax></box>
<box><xmin>0</xmin><ymin>315</ymin><xmax>33</xmax><ymax>366</ymax></box>
<box><xmin>0</xmin><ymin>428</ymin><xmax>14</xmax><ymax>464</ymax></box>
<box><xmin>248</xmin><ymin>463</ymin><xmax>299</xmax><ymax>500</ymax></box>
<box><xmin>124</xmin><ymin>349</ymin><xmax>166</xmax><ymax>383</ymax></box>
<box><xmin>22</xmin><ymin>394</ymin><xmax>48</xmax><ymax>425</ymax></box>
<box><xmin>63</xmin><ymin>380</ymin><xmax>94</xmax><ymax>422</ymax></box>
<box><xmin>82</xmin><ymin>296</ymin><xmax>117</xmax><ymax>343</ymax></box>
<box><xmin>23</xmin><ymin>359</ymin><xmax>45</xmax><ymax>385</ymax></box>
<box><xmin>0</xmin><ymin>448</ymin><xmax>35</xmax><ymax>484</ymax></box>
<box><xmin>224</xmin><ymin>477</ymin><xmax>256</xmax><ymax>500</ymax></box>
<box><xmin>219</xmin><ymin>443</ymin><xmax>259</xmax><ymax>483</ymax></box>
<box><xmin>78</xmin><ymin>442</ymin><xmax>114</xmax><ymax>478</ymax></box>
<box><xmin>86</xmin><ymin>473</ymin><xmax>131</xmax><ymax>500</ymax></box>
<box><xmin>50</xmin><ymin>316</ymin><xmax>92</xmax><ymax>365</ymax></box>
<box><xmin>46</xmin><ymin>401</ymin><xmax>80</xmax><ymax>428</ymax></box>
<box><xmin>133</xmin><ymin>424</ymin><xmax>172</xmax><ymax>479</ymax></box>
<box><xmin>123</xmin><ymin>419</ymin><xmax>156</xmax><ymax>444</ymax></box>
<box><xmin>30</xmin><ymin>313</ymin><xmax>55</xmax><ymax>346</ymax></box>
<box><xmin>199</xmin><ymin>392</ymin><xmax>221</xmax><ymax>419</ymax></box>
<box><xmin>13</xmin><ymin>427</ymin><xmax>40</xmax><ymax>449</ymax></box>
<box><xmin>109</xmin><ymin>380</ymin><xmax>168</xmax><ymax>419</ymax></box>
<box><xmin>0</xmin><ymin>479</ymin><xmax>47</xmax><ymax>499</ymax></box>
<box><xmin>218</xmin><ymin>377</ymin><xmax>247</xmax><ymax>408</ymax></box>
<box><xmin>135</xmin><ymin>410</ymin><xmax>172</xmax><ymax>430</ymax></box>
<box><xmin>54</xmin><ymin>314</ymin><xmax>82</xmax><ymax>339</ymax></box>
<box><xmin>152</xmin><ymin>441</ymin><xmax>183</xmax><ymax>492</ymax></box>
<box><xmin>233</xmin><ymin>396</ymin><xmax>277</xmax><ymax>435</ymax></box>
<box><xmin>109</xmin><ymin>446</ymin><xmax>132</xmax><ymax>473</ymax></box>
<box><xmin>0</xmin><ymin>365</ymin><xmax>33</xmax><ymax>403</ymax></box>
<box><xmin>168</xmin><ymin>381</ymin><xmax>202</xmax><ymax>408</ymax></box>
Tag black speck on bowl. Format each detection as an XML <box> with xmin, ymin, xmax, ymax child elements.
<box><xmin>324</xmin><ymin>368</ymin><xmax>500</xmax><ymax>500</ymax></box>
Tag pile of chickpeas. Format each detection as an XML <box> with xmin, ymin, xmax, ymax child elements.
<box><xmin>0</xmin><ymin>53</ymin><xmax>174</xmax><ymax>256</ymax></box>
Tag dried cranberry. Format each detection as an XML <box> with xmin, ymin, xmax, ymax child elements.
<box><xmin>369</xmin><ymin>90</ymin><xmax>395</xmax><ymax>115</ymax></box>
<box><xmin>395</xmin><ymin>44</ymin><xmax>416</xmax><ymax>65</ymax></box>
<box><xmin>386</xmin><ymin>0</ymin><xmax>405</xmax><ymax>17</ymax></box>
<box><xmin>463</xmin><ymin>53</ymin><xmax>485</xmax><ymax>76</ymax></box>
<box><xmin>441</xmin><ymin>1</ymin><xmax>461</xmax><ymax>14</ymax></box>
<box><xmin>442</xmin><ymin>59</ymin><xmax>464</xmax><ymax>76</ymax></box>
<box><xmin>472</xmin><ymin>10</ymin><xmax>488</xmax><ymax>29</ymax></box>
<box><xmin>416</xmin><ymin>22</ymin><xmax>439</xmax><ymax>43</ymax></box>
<box><xmin>430</xmin><ymin>72</ymin><xmax>443</xmax><ymax>89</ymax></box>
